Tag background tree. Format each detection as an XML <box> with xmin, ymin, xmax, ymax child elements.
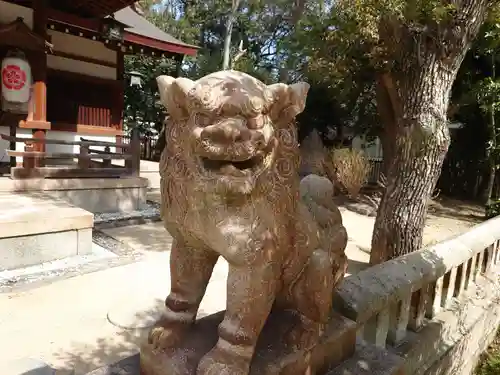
<box><xmin>304</xmin><ymin>0</ymin><xmax>498</xmax><ymax>264</ymax></box>
<box><xmin>438</xmin><ymin>18</ymin><xmax>500</xmax><ymax>207</ymax></box>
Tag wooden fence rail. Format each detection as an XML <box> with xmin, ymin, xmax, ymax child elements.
<box><xmin>0</xmin><ymin>128</ymin><xmax>141</xmax><ymax>179</ymax></box>
<box><xmin>121</xmin><ymin>134</ymin><xmax>160</xmax><ymax>161</ymax></box>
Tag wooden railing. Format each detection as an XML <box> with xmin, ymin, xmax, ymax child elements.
<box><xmin>121</xmin><ymin>134</ymin><xmax>160</xmax><ymax>162</ymax></box>
<box><xmin>333</xmin><ymin>217</ymin><xmax>500</xmax><ymax>374</ymax></box>
<box><xmin>0</xmin><ymin>129</ymin><xmax>141</xmax><ymax>179</ymax></box>
<box><xmin>367</xmin><ymin>157</ymin><xmax>383</xmax><ymax>185</ymax></box>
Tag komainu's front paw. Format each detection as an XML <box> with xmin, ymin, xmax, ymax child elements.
<box><xmin>197</xmin><ymin>345</ymin><xmax>250</xmax><ymax>375</ymax></box>
<box><xmin>147</xmin><ymin>322</ymin><xmax>187</xmax><ymax>350</ymax></box>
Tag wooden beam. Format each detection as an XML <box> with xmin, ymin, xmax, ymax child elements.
<box><xmin>7</xmin><ymin>151</ymin><xmax>131</xmax><ymax>160</ymax></box>
<box><xmin>19</xmin><ymin>120</ymin><xmax>51</xmax><ymax>130</ymax></box>
<box><xmin>50</xmin><ymin>50</ymin><xmax>117</xmax><ymax>68</ymax></box>
<box><xmin>47</xmin><ymin>8</ymin><xmax>101</xmax><ymax>32</ymax></box>
<box><xmin>11</xmin><ymin>166</ymin><xmax>132</xmax><ymax>179</ymax></box>
<box><xmin>1</xmin><ymin>133</ymin><xmax>131</xmax><ymax>148</ymax></box>
<box><xmin>124</xmin><ymin>31</ymin><xmax>198</xmax><ymax>56</ymax></box>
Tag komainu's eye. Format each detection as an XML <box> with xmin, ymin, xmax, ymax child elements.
<box><xmin>247</xmin><ymin>115</ymin><xmax>264</xmax><ymax>129</ymax></box>
<box><xmin>194</xmin><ymin>113</ymin><xmax>212</xmax><ymax>127</ymax></box>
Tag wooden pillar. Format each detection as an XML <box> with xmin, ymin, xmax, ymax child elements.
<box><xmin>112</xmin><ymin>50</ymin><xmax>124</xmax><ymax>132</ymax></box>
<box><xmin>9</xmin><ymin>123</ymin><xmax>16</xmax><ymax>168</ymax></box>
<box><xmin>175</xmin><ymin>54</ymin><xmax>184</xmax><ymax>77</ymax></box>
<box><xmin>31</xmin><ymin>0</ymin><xmax>49</xmax><ymax>166</ymax></box>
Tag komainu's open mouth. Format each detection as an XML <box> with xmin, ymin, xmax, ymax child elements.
<box><xmin>196</xmin><ymin>136</ymin><xmax>277</xmax><ymax>180</ymax></box>
<box><xmin>200</xmin><ymin>155</ymin><xmax>264</xmax><ymax>177</ymax></box>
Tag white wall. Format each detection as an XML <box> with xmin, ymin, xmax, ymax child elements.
<box><xmin>45</xmin><ymin>130</ymin><xmax>116</xmax><ymax>154</ymax></box>
<box><xmin>0</xmin><ymin>126</ymin><xmax>116</xmax><ymax>163</ymax></box>
<box><xmin>0</xmin><ymin>1</ymin><xmax>33</xmax><ymax>28</ymax></box>
<box><xmin>352</xmin><ymin>135</ymin><xmax>383</xmax><ymax>159</ymax></box>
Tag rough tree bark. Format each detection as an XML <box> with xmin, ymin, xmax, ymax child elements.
<box><xmin>376</xmin><ymin>75</ymin><xmax>398</xmax><ymax>186</ymax></box>
<box><xmin>370</xmin><ymin>0</ymin><xmax>493</xmax><ymax>265</ymax></box>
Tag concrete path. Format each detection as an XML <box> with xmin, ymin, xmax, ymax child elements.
<box><xmin>0</xmin><ymin>249</ymin><xmax>228</xmax><ymax>374</ymax></box>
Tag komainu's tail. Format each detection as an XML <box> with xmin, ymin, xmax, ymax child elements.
<box><xmin>299</xmin><ymin>174</ymin><xmax>348</xmax><ymax>258</ymax></box>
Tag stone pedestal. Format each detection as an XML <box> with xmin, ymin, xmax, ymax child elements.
<box><xmin>140</xmin><ymin>311</ymin><xmax>357</xmax><ymax>375</ymax></box>
<box><xmin>327</xmin><ymin>341</ymin><xmax>404</xmax><ymax>375</ymax></box>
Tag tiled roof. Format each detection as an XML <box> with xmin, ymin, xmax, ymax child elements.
<box><xmin>114</xmin><ymin>7</ymin><xmax>198</xmax><ymax>51</ymax></box>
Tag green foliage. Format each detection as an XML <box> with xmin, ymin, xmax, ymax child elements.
<box><xmin>123</xmin><ymin>55</ymin><xmax>177</xmax><ymax>135</ymax></box>
<box><xmin>485</xmin><ymin>200</ymin><xmax>500</xmax><ymax>218</ymax></box>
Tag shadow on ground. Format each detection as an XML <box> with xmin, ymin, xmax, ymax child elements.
<box><xmin>101</xmin><ymin>222</ymin><xmax>173</xmax><ymax>253</ymax></box>
<box><xmin>52</xmin><ymin>298</ymin><xmax>214</xmax><ymax>374</ymax></box>
<box><xmin>428</xmin><ymin>197</ymin><xmax>484</xmax><ymax>224</ymax></box>
<box><xmin>52</xmin><ymin>299</ymin><xmax>163</xmax><ymax>374</ymax></box>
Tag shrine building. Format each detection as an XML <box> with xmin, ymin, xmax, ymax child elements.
<box><xmin>0</xmin><ymin>0</ymin><xmax>197</xmax><ymax>169</ymax></box>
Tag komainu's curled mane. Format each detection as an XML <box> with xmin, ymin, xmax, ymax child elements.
<box><xmin>150</xmin><ymin>70</ymin><xmax>348</xmax><ymax>375</ymax></box>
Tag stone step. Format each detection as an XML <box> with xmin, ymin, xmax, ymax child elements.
<box><xmin>0</xmin><ymin>192</ymin><xmax>93</xmax><ymax>238</ymax></box>
<box><xmin>326</xmin><ymin>341</ymin><xmax>404</xmax><ymax>375</ymax></box>
<box><xmin>0</xmin><ymin>192</ymin><xmax>94</xmax><ymax>271</ymax></box>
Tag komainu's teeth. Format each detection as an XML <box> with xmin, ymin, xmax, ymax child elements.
<box><xmin>220</xmin><ymin>164</ymin><xmax>246</xmax><ymax>176</ymax></box>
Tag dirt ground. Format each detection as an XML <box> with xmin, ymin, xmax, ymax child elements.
<box><xmin>425</xmin><ymin>196</ymin><xmax>484</xmax><ymax>244</ymax></box>
<box><xmin>334</xmin><ymin>194</ymin><xmax>485</xmax><ymax>274</ymax></box>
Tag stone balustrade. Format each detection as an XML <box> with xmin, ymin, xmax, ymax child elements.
<box><xmin>333</xmin><ymin>216</ymin><xmax>500</xmax><ymax>375</ymax></box>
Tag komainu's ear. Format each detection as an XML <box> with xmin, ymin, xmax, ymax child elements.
<box><xmin>156</xmin><ymin>76</ymin><xmax>195</xmax><ymax>120</ymax></box>
<box><xmin>266</xmin><ymin>82</ymin><xmax>310</xmax><ymax>122</ymax></box>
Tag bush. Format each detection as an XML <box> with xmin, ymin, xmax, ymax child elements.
<box><xmin>324</xmin><ymin>148</ymin><xmax>370</xmax><ymax>198</ymax></box>
<box><xmin>485</xmin><ymin>200</ymin><xmax>500</xmax><ymax>219</ymax></box>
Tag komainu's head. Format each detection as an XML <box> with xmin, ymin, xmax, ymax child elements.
<box><xmin>157</xmin><ymin>70</ymin><xmax>309</xmax><ymax>197</ymax></box>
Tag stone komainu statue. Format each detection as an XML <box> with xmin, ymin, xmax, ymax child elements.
<box><xmin>150</xmin><ymin>70</ymin><xmax>348</xmax><ymax>375</ymax></box>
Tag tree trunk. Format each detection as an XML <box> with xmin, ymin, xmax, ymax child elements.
<box><xmin>370</xmin><ymin>62</ymin><xmax>454</xmax><ymax>264</ymax></box>
<box><xmin>370</xmin><ymin>122</ymin><xmax>450</xmax><ymax>264</ymax></box>
<box><xmin>222</xmin><ymin>0</ymin><xmax>240</xmax><ymax>70</ymax></box>
<box><xmin>370</xmin><ymin>0</ymin><xmax>491</xmax><ymax>265</ymax></box>
<box><xmin>376</xmin><ymin>76</ymin><xmax>397</xmax><ymax>186</ymax></box>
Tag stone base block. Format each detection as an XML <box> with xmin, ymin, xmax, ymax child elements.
<box><xmin>0</xmin><ymin>178</ymin><xmax>148</xmax><ymax>214</ymax></box>
<box><xmin>327</xmin><ymin>341</ymin><xmax>404</xmax><ymax>375</ymax></box>
<box><xmin>0</xmin><ymin>228</ymin><xmax>93</xmax><ymax>271</ymax></box>
<box><xmin>0</xmin><ymin>192</ymin><xmax>94</xmax><ymax>271</ymax></box>
<box><xmin>140</xmin><ymin>310</ymin><xmax>357</xmax><ymax>375</ymax></box>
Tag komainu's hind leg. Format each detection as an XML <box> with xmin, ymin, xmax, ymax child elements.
<box><xmin>292</xmin><ymin>248</ymin><xmax>335</xmax><ymax>322</ymax></box>
<box><xmin>287</xmin><ymin>245</ymin><xmax>348</xmax><ymax>348</ymax></box>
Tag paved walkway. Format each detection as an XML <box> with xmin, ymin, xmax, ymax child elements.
<box><xmin>0</xmin><ymin>241</ymin><xmax>228</xmax><ymax>374</ymax></box>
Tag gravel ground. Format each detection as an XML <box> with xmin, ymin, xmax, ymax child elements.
<box><xmin>94</xmin><ymin>201</ymin><xmax>161</xmax><ymax>226</ymax></box>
